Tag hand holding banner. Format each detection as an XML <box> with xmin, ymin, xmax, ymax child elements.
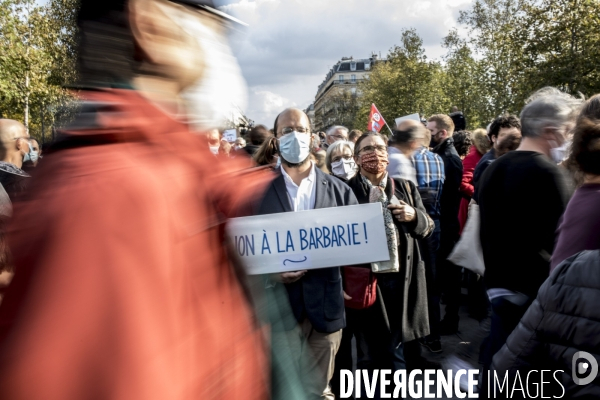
<box><xmin>226</xmin><ymin>203</ymin><xmax>390</xmax><ymax>275</ymax></box>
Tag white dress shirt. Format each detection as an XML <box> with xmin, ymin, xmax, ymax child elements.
<box><xmin>280</xmin><ymin>162</ymin><xmax>317</xmax><ymax>211</ymax></box>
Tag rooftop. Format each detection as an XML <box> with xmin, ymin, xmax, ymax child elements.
<box><xmin>315</xmin><ymin>53</ymin><xmax>385</xmax><ymax>98</ymax></box>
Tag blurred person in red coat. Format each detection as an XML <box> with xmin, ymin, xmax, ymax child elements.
<box><xmin>458</xmin><ymin>128</ymin><xmax>491</xmax><ymax>233</ymax></box>
<box><xmin>456</xmin><ymin>129</ymin><xmax>491</xmax><ymax>321</ymax></box>
<box><xmin>0</xmin><ymin>1</ymin><xmax>271</xmax><ymax>400</ymax></box>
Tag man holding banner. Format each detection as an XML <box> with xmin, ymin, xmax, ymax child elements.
<box><xmin>256</xmin><ymin>108</ymin><xmax>358</xmax><ymax>400</ymax></box>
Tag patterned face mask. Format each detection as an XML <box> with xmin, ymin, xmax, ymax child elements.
<box><xmin>360</xmin><ymin>151</ymin><xmax>389</xmax><ymax>174</ymax></box>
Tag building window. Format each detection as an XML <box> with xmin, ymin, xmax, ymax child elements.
<box><xmin>350</xmin><ymin>62</ymin><xmax>356</xmax><ymax>71</ymax></box>
<box><xmin>339</xmin><ymin>75</ymin><xmax>344</xmax><ymax>82</ymax></box>
<box><xmin>351</xmin><ymin>74</ymin><xmax>356</xmax><ymax>83</ymax></box>
<box><xmin>365</xmin><ymin>62</ymin><xmax>371</xmax><ymax>70</ymax></box>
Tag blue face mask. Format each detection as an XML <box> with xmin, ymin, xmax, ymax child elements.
<box><xmin>278</xmin><ymin>131</ymin><xmax>311</xmax><ymax>164</ymax></box>
<box><xmin>23</xmin><ymin>143</ymin><xmax>38</xmax><ymax>163</ymax></box>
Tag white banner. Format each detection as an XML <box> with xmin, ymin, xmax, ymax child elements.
<box><xmin>223</xmin><ymin>129</ymin><xmax>237</xmax><ymax>142</ymax></box>
<box><xmin>226</xmin><ymin>203</ymin><xmax>390</xmax><ymax>275</ymax></box>
<box><xmin>394</xmin><ymin>113</ymin><xmax>421</xmax><ymax>127</ymax></box>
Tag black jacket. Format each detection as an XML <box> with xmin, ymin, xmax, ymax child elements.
<box><xmin>449</xmin><ymin>111</ymin><xmax>466</xmax><ymax>131</ymax></box>
<box><xmin>491</xmin><ymin>250</ymin><xmax>600</xmax><ymax>399</ymax></box>
<box><xmin>432</xmin><ymin>138</ymin><xmax>463</xmax><ymax>242</ymax></box>
<box><xmin>478</xmin><ymin>151</ymin><xmax>571</xmax><ymax>297</ymax></box>
<box><xmin>257</xmin><ymin>167</ymin><xmax>358</xmax><ymax>334</ymax></box>
<box><xmin>472</xmin><ymin>148</ymin><xmax>495</xmax><ymax>203</ymax></box>
<box><xmin>0</xmin><ymin>162</ymin><xmax>29</xmax><ymax>201</ymax></box>
<box><xmin>346</xmin><ymin>174</ymin><xmax>432</xmax><ymax>342</ymax></box>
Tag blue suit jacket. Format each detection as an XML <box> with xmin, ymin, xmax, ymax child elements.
<box><xmin>257</xmin><ymin>167</ymin><xmax>358</xmax><ymax>333</ymax></box>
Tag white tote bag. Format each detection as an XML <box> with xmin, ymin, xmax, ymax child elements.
<box><xmin>448</xmin><ymin>203</ymin><xmax>485</xmax><ymax>276</ymax></box>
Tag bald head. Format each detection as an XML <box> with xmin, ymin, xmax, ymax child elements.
<box><xmin>0</xmin><ymin>119</ymin><xmax>30</xmax><ymax>168</ymax></box>
<box><xmin>391</xmin><ymin>119</ymin><xmax>426</xmax><ymax>154</ymax></box>
<box><xmin>273</xmin><ymin>108</ymin><xmax>311</xmax><ymax>137</ymax></box>
<box><xmin>0</xmin><ymin>119</ymin><xmax>27</xmax><ymax>142</ymax></box>
<box><xmin>397</xmin><ymin>119</ymin><xmax>424</xmax><ymax>133</ymax></box>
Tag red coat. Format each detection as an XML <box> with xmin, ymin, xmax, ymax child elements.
<box><xmin>0</xmin><ymin>89</ymin><xmax>270</xmax><ymax>400</ymax></box>
<box><xmin>458</xmin><ymin>145</ymin><xmax>483</xmax><ymax>234</ymax></box>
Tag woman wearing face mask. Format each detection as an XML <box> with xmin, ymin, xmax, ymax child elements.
<box><xmin>206</xmin><ymin>128</ymin><xmax>221</xmax><ymax>155</ymax></box>
<box><xmin>344</xmin><ymin>132</ymin><xmax>433</xmax><ymax>374</ymax></box>
<box><xmin>325</xmin><ymin>140</ymin><xmax>356</xmax><ymax>182</ymax></box>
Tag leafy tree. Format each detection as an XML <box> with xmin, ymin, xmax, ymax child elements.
<box><xmin>355</xmin><ymin>28</ymin><xmax>450</xmax><ymax>132</ymax></box>
<box><xmin>0</xmin><ymin>0</ymin><xmax>79</xmax><ymax>142</ymax></box>
<box><xmin>457</xmin><ymin>0</ymin><xmax>528</xmax><ymax>119</ymax></box>
<box><xmin>442</xmin><ymin>29</ymin><xmax>488</xmax><ymax>129</ymax></box>
<box><xmin>318</xmin><ymin>90</ymin><xmax>360</xmax><ymax>130</ymax></box>
<box><xmin>519</xmin><ymin>0</ymin><xmax>600</xmax><ymax>99</ymax></box>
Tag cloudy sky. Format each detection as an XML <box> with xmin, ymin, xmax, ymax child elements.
<box><xmin>216</xmin><ymin>0</ymin><xmax>473</xmax><ymax>127</ymax></box>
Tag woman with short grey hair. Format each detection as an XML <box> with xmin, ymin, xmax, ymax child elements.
<box><xmin>325</xmin><ymin>140</ymin><xmax>356</xmax><ymax>181</ymax></box>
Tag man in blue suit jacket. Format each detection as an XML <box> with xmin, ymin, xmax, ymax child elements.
<box><xmin>258</xmin><ymin>108</ymin><xmax>358</xmax><ymax>400</ymax></box>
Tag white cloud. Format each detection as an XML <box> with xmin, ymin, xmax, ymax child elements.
<box><xmin>218</xmin><ymin>0</ymin><xmax>473</xmax><ymax>127</ymax></box>
<box><xmin>248</xmin><ymin>88</ymin><xmax>297</xmax><ymax>124</ymax></box>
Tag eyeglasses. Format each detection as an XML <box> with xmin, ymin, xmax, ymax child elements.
<box><xmin>329</xmin><ymin>134</ymin><xmax>346</xmax><ymax>140</ymax></box>
<box><xmin>358</xmin><ymin>145</ymin><xmax>387</xmax><ymax>154</ymax></box>
<box><xmin>280</xmin><ymin>127</ymin><xmax>310</xmax><ymax>135</ymax></box>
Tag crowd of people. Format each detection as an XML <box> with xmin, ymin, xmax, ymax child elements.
<box><xmin>0</xmin><ymin>0</ymin><xmax>598</xmax><ymax>399</ymax></box>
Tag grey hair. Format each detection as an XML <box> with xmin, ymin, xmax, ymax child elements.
<box><xmin>325</xmin><ymin>140</ymin><xmax>354</xmax><ymax>171</ymax></box>
<box><xmin>520</xmin><ymin>87</ymin><xmax>583</xmax><ymax>138</ymax></box>
<box><xmin>326</xmin><ymin>125</ymin><xmax>349</xmax><ymax>138</ymax></box>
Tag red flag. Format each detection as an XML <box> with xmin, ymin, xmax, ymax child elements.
<box><xmin>367</xmin><ymin>103</ymin><xmax>386</xmax><ymax>133</ymax></box>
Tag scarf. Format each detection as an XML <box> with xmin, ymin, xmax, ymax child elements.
<box><xmin>361</xmin><ymin>173</ymin><xmax>400</xmax><ymax>273</ymax></box>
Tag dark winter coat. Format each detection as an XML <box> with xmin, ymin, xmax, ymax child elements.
<box><xmin>257</xmin><ymin>167</ymin><xmax>359</xmax><ymax>334</ymax></box>
<box><xmin>449</xmin><ymin>111</ymin><xmax>466</xmax><ymax>131</ymax></box>
<box><xmin>432</xmin><ymin>137</ymin><xmax>463</xmax><ymax>243</ymax></box>
<box><xmin>346</xmin><ymin>174</ymin><xmax>433</xmax><ymax>342</ymax></box>
<box><xmin>491</xmin><ymin>250</ymin><xmax>600</xmax><ymax>399</ymax></box>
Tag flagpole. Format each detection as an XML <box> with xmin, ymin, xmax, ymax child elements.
<box><xmin>371</xmin><ymin>103</ymin><xmax>394</xmax><ymax>136</ymax></box>
<box><xmin>383</xmin><ymin>119</ymin><xmax>394</xmax><ymax>136</ymax></box>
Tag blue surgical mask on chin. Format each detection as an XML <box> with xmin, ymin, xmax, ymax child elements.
<box><xmin>278</xmin><ymin>131</ymin><xmax>311</xmax><ymax>164</ymax></box>
<box><xmin>26</xmin><ymin>150</ymin><xmax>39</xmax><ymax>163</ymax></box>
<box><xmin>23</xmin><ymin>144</ymin><xmax>38</xmax><ymax>163</ymax></box>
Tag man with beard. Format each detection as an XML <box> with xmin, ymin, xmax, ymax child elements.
<box><xmin>257</xmin><ymin>108</ymin><xmax>358</xmax><ymax>400</ymax></box>
<box><xmin>0</xmin><ymin>1</ymin><xmax>271</xmax><ymax>399</ymax></box>
<box><xmin>472</xmin><ymin>115</ymin><xmax>522</xmax><ymax>203</ymax></box>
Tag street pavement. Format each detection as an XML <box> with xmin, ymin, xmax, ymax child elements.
<box><xmin>345</xmin><ymin>290</ymin><xmax>492</xmax><ymax>399</ymax></box>
<box><xmin>413</xmin><ymin>299</ymin><xmax>491</xmax><ymax>399</ymax></box>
